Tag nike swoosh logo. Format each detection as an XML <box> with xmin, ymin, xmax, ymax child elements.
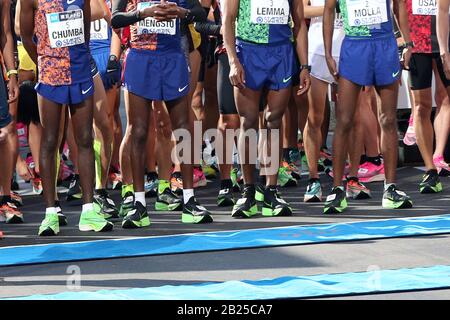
<box><xmin>67</xmin><ymin>0</ymin><xmax>76</xmax><ymax>4</ymax></box>
<box><xmin>283</xmin><ymin>76</ymin><xmax>292</xmax><ymax>83</ymax></box>
<box><xmin>392</xmin><ymin>71</ymin><xmax>400</xmax><ymax>77</ymax></box>
<box><xmin>82</xmin><ymin>86</ymin><xmax>93</xmax><ymax>95</ymax></box>
<box><xmin>178</xmin><ymin>85</ymin><xmax>188</xmax><ymax>92</ymax></box>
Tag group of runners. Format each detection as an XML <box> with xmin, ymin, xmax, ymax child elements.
<box><xmin>0</xmin><ymin>0</ymin><xmax>449</xmax><ymax>236</ymax></box>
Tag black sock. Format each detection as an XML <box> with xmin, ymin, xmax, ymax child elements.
<box><xmin>221</xmin><ymin>179</ymin><xmax>233</xmax><ymax>190</ymax></box>
<box><xmin>243</xmin><ymin>184</ymin><xmax>255</xmax><ymax>195</ymax></box>
<box><xmin>258</xmin><ymin>175</ymin><xmax>266</xmax><ymax>186</ymax></box>
<box><xmin>360</xmin><ymin>154</ymin><xmax>367</xmax><ymax>165</ymax></box>
<box><xmin>309</xmin><ymin>177</ymin><xmax>320</xmax><ymax>184</ymax></box>
<box><xmin>95</xmin><ymin>189</ymin><xmax>107</xmax><ymax>196</ymax></box>
<box><xmin>367</xmin><ymin>156</ymin><xmax>382</xmax><ymax>166</ymax></box>
<box><xmin>282</xmin><ymin>148</ymin><xmax>291</xmax><ymax>162</ymax></box>
<box><xmin>426</xmin><ymin>169</ymin><xmax>438</xmax><ymax>175</ymax></box>
<box><xmin>146</xmin><ymin>171</ymin><xmax>158</xmax><ymax>180</ymax></box>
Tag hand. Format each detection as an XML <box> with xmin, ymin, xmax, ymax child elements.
<box><xmin>7</xmin><ymin>76</ymin><xmax>19</xmax><ymax>104</ymax></box>
<box><xmin>105</xmin><ymin>55</ymin><xmax>121</xmax><ymax>89</ymax></box>
<box><xmin>16</xmin><ymin>157</ymin><xmax>34</xmax><ymax>182</ymax></box>
<box><xmin>0</xmin><ymin>128</ymin><xmax>8</xmax><ymax>143</ymax></box>
<box><xmin>441</xmin><ymin>52</ymin><xmax>450</xmax><ymax>80</ymax></box>
<box><xmin>297</xmin><ymin>69</ymin><xmax>311</xmax><ymax>96</ymax></box>
<box><xmin>325</xmin><ymin>55</ymin><xmax>339</xmax><ymax>82</ymax></box>
<box><xmin>229</xmin><ymin>60</ymin><xmax>246</xmax><ymax>89</ymax></box>
<box><xmin>141</xmin><ymin>1</ymin><xmax>178</xmax><ymax>21</ymax></box>
<box><xmin>401</xmin><ymin>47</ymin><xmax>412</xmax><ymax>71</ymax></box>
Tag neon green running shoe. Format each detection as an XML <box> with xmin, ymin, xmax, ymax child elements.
<box><xmin>79</xmin><ymin>209</ymin><xmax>114</xmax><ymax>232</ymax></box>
<box><xmin>323</xmin><ymin>187</ymin><xmax>348</xmax><ymax>214</ymax></box>
<box><xmin>232</xmin><ymin>186</ymin><xmax>259</xmax><ymax>218</ymax></box>
<box><xmin>255</xmin><ymin>185</ymin><xmax>265</xmax><ymax>202</ymax></box>
<box><xmin>277</xmin><ymin>166</ymin><xmax>297</xmax><ymax>187</ymax></box>
<box><xmin>230</xmin><ymin>168</ymin><xmax>242</xmax><ymax>192</ymax></box>
<box><xmin>382</xmin><ymin>185</ymin><xmax>413</xmax><ymax>209</ymax></box>
<box><xmin>182</xmin><ymin>198</ymin><xmax>213</xmax><ymax>224</ymax></box>
<box><xmin>38</xmin><ymin>213</ymin><xmax>60</xmax><ymax>236</ymax></box>
<box><xmin>419</xmin><ymin>170</ymin><xmax>443</xmax><ymax>194</ymax></box>
<box><xmin>122</xmin><ymin>202</ymin><xmax>151</xmax><ymax>228</ymax></box>
<box><xmin>155</xmin><ymin>188</ymin><xmax>183</xmax><ymax>211</ymax></box>
<box><xmin>119</xmin><ymin>191</ymin><xmax>135</xmax><ymax>218</ymax></box>
<box><xmin>262</xmin><ymin>187</ymin><xmax>292</xmax><ymax>217</ymax></box>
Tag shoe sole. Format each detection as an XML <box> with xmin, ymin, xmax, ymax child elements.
<box><xmin>262</xmin><ymin>206</ymin><xmax>293</xmax><ymax>217</ymax></box>
<box><xmin>217</xmin><ymin>198</ymin><xmax>235</xmax><ymax>207</ymax></box>
<box><xmin>231</xmin><ymin>205</ymin><xmax>258</xmax><ymax>219</ymax></box>
<box><xmin>358</xmin><ymin>173</ymin><xmax>385</xmax><ymax>183</ymax></box>
<box><xmin>122</xmin><ymin>217</ymin><xmax>151</xmax><ymax>229</ymax></box>
<box><xmin>38</xmin><ymin>228</ymin><xmax>59</xmax><ymax>236</ymax></box>
<box><xmin>155</xmin><ymin>201</ymin><xmax>183</xmax><ymax>211</ymax></box>
<box><xmin>420</xmin><ymin>186</ymin><xmax>443</xmax><ymax>194</ymax></box>
<box><xmin>323</xmin><ymin>206</ymin><xmax>346</xmax><ymax>214</ymax></box>
<box><xmin>346</xmin><ymin>190</ymin><xmax>371</xmax><ymax>200</ymax></box>
<box><xmin>304</xmin><ymin>195</ymin><xmax>322</xmax><ymax>203</ymax></box>
<box><xmin>382</xmin><ymin>199</ymin><xmax>413</xmax><ymax>209</ymax></box>
<box><xmin>79</xmin><ymin>222</ymin><xmax>114</xmax><ymax>232</ymax></box>
<box><xmin>6</xmin><ymin>215</ymin><xmax>24</xmax><ymax>224</ymax></box>
<box><xmin>182</xmin><ymin>213</ymin><xmax>213</xmax><ymax>224</ymax></box>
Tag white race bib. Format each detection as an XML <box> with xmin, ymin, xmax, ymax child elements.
<box><xmin>346</xmin><ymin>0</ymin><xmax>388</xmax><ymax>27</ymax></box>
<box><xmin>412</xmin><ymin>0</ymin><xmax>437</xmax><ymax>15</ymax></box>
<box><xmin>137</xmin><ymin>2</ymin><xmax>177</xmax><ymax>35</ymax></box>
<box><xmin>250</xmin><ymin>0</ymin><xmax>290</xmax><ymax>25</ymax></box>
<box><xmin>90</xmin><ymin>19</ymin><xmax>109</xmax><ymax>40</ymax></box>
<box><xmin>46</xmin><ymin>9</ymin><xmax>85</xmax><ymax>48</ymax></box>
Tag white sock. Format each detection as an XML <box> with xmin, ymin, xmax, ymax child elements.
<box><xmin>183</xmin><ymin>189</ymin><xmax>194</xmax><ymax>204</ymax></box>
<box><xmin>135</xmin><ymin>192</ymin><xmax>146</xmax><ymax>206</ymax></box>
<box><xmin>82</xmin><ymin>203</ymin><xmax>94</xmax><ymax>213</ymax></box>
<box><xmin>384</xmin><ymin>182</ymin><xmax>395</xmax><ymax>192</ymax></box>
<box><xmin>46</xmin><ymin>207</ymin><xmax>57</xmax><ymax>215</ymax></box>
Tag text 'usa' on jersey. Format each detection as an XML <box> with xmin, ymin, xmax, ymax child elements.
<box><xmin>236</xmin><ymin>0</ymin><xmax>294</xmax><ymax>45</ymax></box>
<box><xmin>35</xmin><ymin>0</ymin><xmax>91</xmax><ymax>86</ymax></box>
<box><xmin>339</xmin><ymin>0</ymin><xmax>394</xmax><ymax>39</ymax></box>
<box><xmin>128</xmin><ymin>0</ymin><xmax>188</xmax><ymax>52</ymax></box>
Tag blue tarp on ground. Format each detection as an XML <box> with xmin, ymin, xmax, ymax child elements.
<box><xmin>11</xmin><ymin>265</ymin><xmax>450</xmax><ymax>299</ymax></box>
<box><xmin>1</xmin><ymin>214</ymin><xmax>450</xmax><ymax>266</ymax></box>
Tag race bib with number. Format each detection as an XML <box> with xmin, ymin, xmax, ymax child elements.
<box><xmin>137</xmin><ymin>2</ymin><xmax>177</xmax><ymax>35</ymax></box>
<box><xmin>412</xmin><ymin>0</ymin><xmax>437</xmax><ymax>16</ymax></box>
<box><xmin>90</xmin><ymin>19</ymin><xmax>109</xmax><ymax>40</ymax></box>
<box><xmin>346</xmin><ymin>0</ymin><xmax>388</xmax><ymax>26</ymax></box>
<box><xmin>46</xmin><ymin>9</ymin><xmax>85</xmax><ymax>48</ymax></box>
<box><xmin>250</xmin><ymin>0</ymin><xmax>290</xmax><ymax>25</ymax></box>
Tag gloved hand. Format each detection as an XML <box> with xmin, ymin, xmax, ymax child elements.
<box><xmin>104</xmin><ymin>55</ymin><xmax>121</xmax><ymax>89</ymax></box>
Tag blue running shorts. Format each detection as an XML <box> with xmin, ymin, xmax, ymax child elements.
<box><xmin>35</xmin><ymin>78</ymin><xmax>95</xmax><ymax>105</ymax></box>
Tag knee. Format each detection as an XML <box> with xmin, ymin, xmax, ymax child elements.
<box><xmin>218</xmin><ymin>116</ymin><xmax>240</xmax><ymax>132</ymax></box>
<box><xmin>41</xmin><ymin>133</ymin><xmax>59</xmax><ymax>152</ymax></box>
<box><xmin>307</xmin><ymin>112</ymin><xmax>324</xmax><ymax>131</ymax></box>
<box><xmin>130</xmin><ymin>124</ymin><xmax>148</xmax><ymax>146</ymax></box>
<box><xmin>76</xmin><ymin>130</ymin><xmax>94</xmax><ymax>150</ymax></box>
<box><xmin>336</xmin><ymin>114</ymin><xmax>354</xmax><ymax>134</ymax></box>
<box><xmin>378</xmin><ymin>111</ymin><xmax>397</xmax><ymax>131</ymax></box>
<box><xmin>414</xmin><ymin>102</ymin><xmax>432</xmax><ymax>120</ymax></box>
<box><xmin>241</xmin><ymin>115</ymin><xmax>258</xmax><ymax>131</ymax></box>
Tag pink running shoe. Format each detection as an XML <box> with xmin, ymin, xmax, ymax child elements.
<box><xmin>433</xmin><ymin>155</ymin><xmax>450</xmax><ymax>176</ymax></box>
<box><xmin>403</xmin><ymin>115</ymin><xmax>416</xmax><ymax>146</ymax></box>
<box><xmin>194</xmin><ymin>167</ymin><xmax>207</xmax><ymax>188</ymax></box>
<box><xmin>358</xmin><ymin>162</ymin><xmax>385</xmax><ymax>183</ymax></box>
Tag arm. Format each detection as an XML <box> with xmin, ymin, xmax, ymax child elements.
<box><xmin>293</xmin><ymin>0</ymin><xmax>310</xmax><ymax>95</ymax></box>
<box><xmin>223</xmin><ymin>0</ymin><xmax>245</xmax><ymax>88</ymax></box>
<box><xmin>85</xmin><ymin>0</ymin><xmax>91</xmax><ymax>44</ymax></box>
<box><xmin>20</xmin><ymin>0</ymin><xmax>37</xmax><ymax>65</ymax></box>
<box><xmin>323</xmin><ymin>0</ymin><xmax>338</xmax><ymax>80</ymax></box>
<box><xmin>195</xmin><ymin>20</ymin><xmax>221</xmax><ymax>36</ymax></box>
<box><xmin>437</xmin><ymin>0</ymin><xmax>450</xmax><ymax>55</ymax></box>
<box><xmin>111</xmin><ymin>0</ymin><xmax>173</xmax><ymax>29</ymax></box>
<box><xmin>91</xmin><ymin>0</ymin><xmax>106</xmax><ymax>21</ymax></box>
<box><xmin>303</xmin><ymin>0</ymin><xmax>325</xmax><ymax>19</ymax></box>
<box><xmin>179</xmin><ymin>0</ymin><xmax>207</xmax><ymax>23</ymax></box>
<box><xmin>394</xmin><ymin>0</ymin><xmax>412</xmax><ymax>69</ymax></box>
<box><xmin>15</xmin><ymin>0</ymin><xmax>21</xmax><ymax>36</ymax></box>
<box><xmin>1</xmin><ymin>0</ymin><xmax>19</xmax><ymax>103</ymax></box>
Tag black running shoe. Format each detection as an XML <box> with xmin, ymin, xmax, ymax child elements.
<box><xmin>66</xmin><ymin>174</ymin><xmax>82</xmax><ymax>201</ymax></box>
<box><xmin>262</xmin><ymin>187</ymin><xmax>292</xmax><ymax>217</ymax></box>
<box><xmin>382</xmin><ymin>184</ymin><xmax>413</xmax><ymax>209</ymax></box>
<box><xmin>182</xmin><ymin>197</ymin><xmax>213</xmax><ymax>224</ymax></box>
<box><xmin>122</xmin><ymin>201</ymin><xmax>151</xmax><ymax>229</ymax></box>
<box><xmin>155</xmin><ymin>188</ymin><xmax>183</xmax><ymax>211</ymax></box>
<box><xmin>55</xmin><ymin>200</ymin><xmax>68</xmax><ymax>226</ymax></box>
<box><xmin>217</xmin><ymin>188</ymin><xmax>235</xmax><ymax>207</ymax></box>
<box><xmin>94</xmin><ymin>189</ymin><xmax>119</xmax><ymax>219</ymax></box>
<box><xmin>419</xmin><ymin>170</ymin><xmax>443</xmax><ymax>194</ymax></box>
<box><xmin>119</xmin><ymin>191</ymin><xmax>135</xmax><ymax>218</ymax></box>
<box><xmin>232</xmin><ymin>186</ymin><xmax>258</xmax><ymax>218</ymax></box>
<box><xmin>323</xmin><ymin>186</ymin><xmax>348</xmax><ymax>214</ymax></box>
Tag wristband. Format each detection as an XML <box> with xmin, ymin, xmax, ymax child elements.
<box><xmin>6</xmin><ymin>70</ymin><xmax>18</xmax><ymax>78</ymax></box>
<box><xmin>404</xmin><ymin>41</ymin><xmax>414</xmax><ymax>49</ymax></box>
<box><xmin>300</xmin><ymin>65</ymin><xmax>311</xmax><ymax>72</ymax></box>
